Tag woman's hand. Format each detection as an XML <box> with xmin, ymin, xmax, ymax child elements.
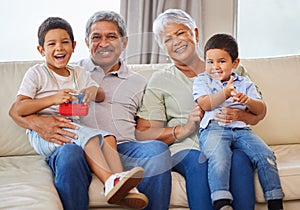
<box><xmin>215</xmin><ymin>107</ymin><xmax>265</xmax><ymax>125</ymax></box>
<box><xmin>179</xmin><ymin>104</ymin><xmax>203</xmax><ymax>139</ymax></box>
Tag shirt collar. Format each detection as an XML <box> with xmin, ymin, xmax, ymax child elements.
<box><xmin>221</xmin><ymin>72</ymin><xmax>241</xmax><ymax>85</ymax></box>
<box><xmin>231</xmin><ymin>72</ymin><xmax>242</xmax><ymax>81</ymax></box>
<box><xmin>85</xmin><ymin>57</ymin><xmax>129</xmax><ymax>79</ymax></box>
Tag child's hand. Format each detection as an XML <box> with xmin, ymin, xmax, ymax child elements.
<box><xmin>232</xmin><ymin>92</ymin><xmax>250</xmax><ymax>104</ymax></box>
<box><xmin>224</xmin><ymin>76</ymin><xmax>236</xmax><ymax>98</ymax></box>
<box><xmin>52</xmin><ymin>89</ymin><xmax>77</xmax><ymax>105</ymax></box>
<box><xmin>80</xmin><ymin>86</ymin><xmax>98</xmax><ymax>104</ymax></box>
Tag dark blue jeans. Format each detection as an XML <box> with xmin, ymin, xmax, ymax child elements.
<box><xmin>46</xmin><ymin>141</ymin><xmax>172</xmax><ymax>210</ymax></box>
<box><xmin>172</xmin><ymin>149</ymin><xmax>255</xmax><ymax>210</ymax></box>
<box><xmin>118</xmin><ymin>140</ymin><xmax>172</xmax><ymax>210</ymax></box>
<box><xmin>46</xmin><ymin>144</ymin><xmax>91</xmax><ymax>210</ymax></box>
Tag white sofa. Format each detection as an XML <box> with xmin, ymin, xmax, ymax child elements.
<box><xmin>1</xmin><ymin>55</ymin><xmax>300</xmax><ymax>210</ymax></box>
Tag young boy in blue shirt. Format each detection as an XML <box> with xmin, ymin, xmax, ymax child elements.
<box><xmin>193</xmin><ymin>33</ymin><xmax>284</xmax><ymax>210</ymax></box>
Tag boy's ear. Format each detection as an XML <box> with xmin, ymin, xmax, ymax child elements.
<box><xmin>37</xmin><ymin>45</ymin><xmax>45</xmax><ymax>56</ymax></box>
<box><xmin>233</xmin><ymin>58</ymin><xmax>240</xmax><ymax>68</ymax></box>
<box><xmin>72</xmin><ymin>41</ymin><xmax>77</xmax><ymax>52</ymax></box>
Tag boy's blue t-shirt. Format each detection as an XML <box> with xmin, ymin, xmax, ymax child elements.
<box><xmin>193</xmin><ymin>72</ymin><xmax>261</xmax><ymax>128</ymax></box>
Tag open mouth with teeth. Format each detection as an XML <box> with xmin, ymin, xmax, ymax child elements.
<box><xmin>54</xmin><ymin>54</ymin><xmax>66</xmax><ymax>61</ymax></box>
<box><xmin>174</xmin><ymin>45</ymin><xmax>187</xmax><ymax>54</ymax></box>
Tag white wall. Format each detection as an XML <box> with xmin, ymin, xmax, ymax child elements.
<box><xmin>0</xmin><ymin>0</ymin><xmax>120</xmax><ymax>62</ymax></box>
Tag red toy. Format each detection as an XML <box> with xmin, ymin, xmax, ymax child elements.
<box><xmin>59</xmin><ymin>93</ymin><xmax>89</xmax><ymax>116</ymax></box>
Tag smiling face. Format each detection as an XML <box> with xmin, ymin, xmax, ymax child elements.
<box><xmin>205</xmin><ymin>48</ymin><xmax>239</xmax><ymax>82</ymax></box>
<box><xmin>85</xmin><ymin>20</ymin><xmax>128</xmax><ymax>72</ymax></box>
<box><xmin>37</xmin><ymin>28</ymin><xmax>75</xmax><ymax>72</ymax></box>
<box><xmin>161</xmin><ymin>23</ymin><xmax>198</xmax><ymax>66</ymax></box>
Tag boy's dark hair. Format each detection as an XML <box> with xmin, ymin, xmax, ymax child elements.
<box><xmin>38</xmin><ymin>17</ymin><xmax>74</xmax><ymax>48</ymax></box>
<box><xmin>204</xmin><ymin>33</ymin><xmax>238</xmax><ymax>61</ymax></box>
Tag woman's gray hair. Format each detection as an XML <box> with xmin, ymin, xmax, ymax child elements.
<box><xmin>153</xmin><ymin>9</ymin><xmax>197</xmax><ymax>48</ymax></box>
<box><xmin>85</xmin><ymin>10</ymin><xmax>127</xmax><ymax>40</ymax></box>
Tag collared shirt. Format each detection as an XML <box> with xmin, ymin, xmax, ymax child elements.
<box><xmin>76</xmin><ymin>57</ymin><xmax>147</xmax><ymax>142</ymax></box>
<box><xmin>193</xmin><ymin>72</ymin><xmax>261</xmax><ymax>128</ymax></box>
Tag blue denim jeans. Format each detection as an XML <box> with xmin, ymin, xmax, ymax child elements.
<box><xmin>46</xmin><ymin>144</ymin><xmax>91</xmax><ymax>210</ymax></box>
<box><xmin>200</xmin><ymin>121</ymin><xmax>284</xmax><ymax>202</ymax></box>
<box><xmin>46</xmin><ymin>140</ymin><xmax>171</xmax><ymax>210</ymax></box>
<box><xmin>172</xmin><ymin>149</ymin><xmax>255</xmax><ymax>210</ymax></box>
<box><xmin>117</xmin><ymin>140</ymin><xmax>172</xmax><ymax>210</ymax></box>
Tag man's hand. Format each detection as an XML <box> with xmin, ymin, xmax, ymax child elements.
<box><xmin>32</xmin><ymin>115</ymin><xmax>78</xmax><ymax>145</ymax></box>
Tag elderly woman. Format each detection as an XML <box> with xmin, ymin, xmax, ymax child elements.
<box><xmin>136</xmin><ymin>9</ymin><xmax>265</xmax><ymax>210</ymax></box>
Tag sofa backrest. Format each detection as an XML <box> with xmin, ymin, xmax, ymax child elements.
<box><xmin>0</xmin><ymin>60</ymin><xmax>42</xmax><ymax>156</ymax></box>
<box><xmin>1</xmin><ymin>56</ymin><xmax>299</xmax><ymax>156</ymax></box>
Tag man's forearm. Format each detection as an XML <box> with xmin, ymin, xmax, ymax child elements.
<box><xmin>9</xmin><ymin>102</ymin><xmax>38</xmax><ymax>130</ymax></box>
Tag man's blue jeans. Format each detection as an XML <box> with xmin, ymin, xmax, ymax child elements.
<box><xmin>200</xmin><ymin>121</ymin><xmax>284</xmax><ymax>203</ymax></box>
<box><xmin>172</xmin><ymin>148</ymin><xmax>255</xmax><ymax>210</ymax></box>
<box><xmin>117</xmin><ymin>140</ymin><xmax>172</xmax><ymax>210</ymax></box>
<box><xmin>46</xmin><ymin>144</ymin><xmax>91</xmax><ymax>210</ymax></box>
<box><xmin>47</xmin><ymin>140</ymin><xmax>172</xmax><ymax>210</ymax></box>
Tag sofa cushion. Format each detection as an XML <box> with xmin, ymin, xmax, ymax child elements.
<box><xmin>254</xmin><ymin>144</ymin><xmax>300</xmax><ymax>203</ymax></box>
<box><xmin>0</xmin><ymin>155</ymin><xmax>63</xmax><ymax>209</ymax></box>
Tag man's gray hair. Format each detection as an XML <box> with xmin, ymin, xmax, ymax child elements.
<box><xmin>85</xmin><ymin>10</ymin><xmax>127</xmax><ymax>40</ymax></box>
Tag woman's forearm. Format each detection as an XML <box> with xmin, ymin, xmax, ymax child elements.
<box><xmin>136</xmin><ymin>118</ymin><xmax>177</xmax><ymax>145</ymax></box>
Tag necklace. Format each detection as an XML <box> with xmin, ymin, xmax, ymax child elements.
<box><xmin>43</xmin><ymin>63</ymin><xmax>80</xmax><ymax>90</ymax></box>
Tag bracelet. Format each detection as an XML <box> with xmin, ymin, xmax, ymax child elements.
<box><xmin>172</xmin><ymin>126</ymin><xmax>179</xmax><ymax>142</ymax></box>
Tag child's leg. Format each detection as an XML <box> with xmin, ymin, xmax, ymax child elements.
<box><xmin>83</xmin><ymin>136</ymin><xmax>144</xmax><ymax>204</ymax></box>
<box><xmin>69</xmin><ymin>124</ymin><xmax>146</xmax><ymax>207</ymax></box>
<box><xmin>101</xmin><ymin>135</ymin><xmax>149</xmax><ymax>209</ymax></box>
<box><xmin>27</xmin><ymin>129</ymin><xmax>59</xmax><ymax>156</ymax></box>
<box><xmin>102</xmin><ymin>135</ymin><xmax>123</xmax><ymax>173</ymax></box>
<box><xmin>84</xmin><ymin>136</ymin><xmax>113</xmax><ymax>182</ymax></box>
<box><xmin>233</xmin><ymin>129</ymin><xmax>284</xmax><ymax>209</ymax></box>
<box><xmin>199</xmin><ymin>122</ymin><xmax>233</xmax><ymax>208</ymax></box>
